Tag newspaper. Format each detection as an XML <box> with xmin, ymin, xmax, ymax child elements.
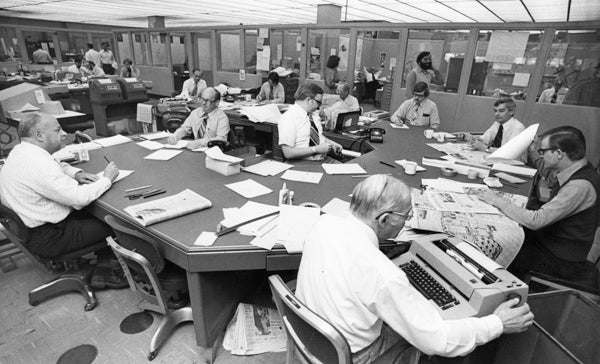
<box><xmin>124</xmin><ymin>189</ymin><xmax>212</xmax><ymax>226</ymax></box>
<box><xmin>223</xmin><ymin>303</ymin><xmax>287</xmax><ymax>355</ymax></box>
<box><xmin>424</xmin><ymin>190</ymin><xmax>499</xmax><ymax>214</ymax></box>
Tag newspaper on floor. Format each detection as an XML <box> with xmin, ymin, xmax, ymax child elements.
<box><xmin>223</xmin><ymin>303</ymin><xmax>287</xmax><ymax>355</ymax></box>
<box><xmin>124</xmin><ymin>189</ymin><xmax>212</xmax><ymax>226</ymax></box>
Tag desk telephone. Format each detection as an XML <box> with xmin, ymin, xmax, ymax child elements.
<box><xmin>369</xmin><ymin>127</ymin><xmax>385</xmax><ymax>143</ymax></box>
<box><xmin>207</xmin><ymin>140</ymin><xmax>232</xmax><ymax>152</ymax></box>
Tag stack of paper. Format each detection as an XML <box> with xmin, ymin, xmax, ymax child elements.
<box><xmin>239</xmin><ymin>104</ymin><xmax>282</xmax><ymax>124</ymax></box>
<box><xmin>223</xmin><ymin>303</ymin><xmax>286</xmax><ymax>355</ymax></box>
<box><xmin>93</xmin><ymin>134</ymin><xmax>132</xmax><ymax>147</ymax></box>
<box><xmin>220</xmin><ymin>201</ymin><xmax>279</xmax><ymax>236</ymax></box>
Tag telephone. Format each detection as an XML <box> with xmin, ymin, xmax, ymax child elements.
<box><xmin>369</xmin><ymin>127</ymin><xmax>386</xmax><ymax>143</ymax></box>
<box><xmin>207</xmin><ymin>140</ymin><xmax>232</xmax><ymax>152</ymax></box>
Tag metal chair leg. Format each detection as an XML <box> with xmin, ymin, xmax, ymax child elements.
<box><xmin>28</xmin><ymin>272</ymin><xmax>97</xmax><ymax>311</ymax></box>
<box><xmin>148</xmin><ymin>307</ymin><xmax>193</xmax><ymax>360</ymax></box>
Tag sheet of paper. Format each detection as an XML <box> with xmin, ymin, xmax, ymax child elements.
<box><xmin>488</xmin><ymin>124</ymin><xmax>538</xmax><ymax>162</ymax></box>
<box><xmin>225</xmin><ymin>179</ymin><xmax>273</xmax><ymax>199</ymax></box>
<box><xmin>93</xmin><ymin>134</ymin><xmax>132</xmax><ymax>147</ymax></box>
<box><xmin>96</xmin><ymin>169</ymin><xmax>134</xmax><ymax>183</ymax></box>
<box><xmin>163</xmin><ymin>140</ymin><xmax>189</xmax><ymax>149</ymax></box>
<box><xmin>140</xmin><ymin>131</ymin><xmax>170</xmax><ymax>140</ymax></box>
<box><xmin>144</xmin><ymin>149</ymin><xmax>182</xmax><ymax>161</ymax></box>
<box><xmin>136</xmin><ymin>103</ymin><xmax>153</xmax><ymax>123</ymax></box>
<box><xmin>395</xmin><ymin>159</ymin><xmax>426</xmax><ymax>172</ymax></box>
<box><xmin>242</xmin><ymin>160</ymin><xmax>293</xmax><ymax>177</ymax></box>
<box><xmin>239</xmin><ymin>104</ymin><xmax>282</xmax><ymax>124</ymax></box>
<box><xmin>205</xmin><ymin>146</ymin><xmax>243</xmax><ymax>163</ymax></box>
<box><xmin>192</xmin><ymin>146</ymin><xmax>208</xmax><ymax>152</ymax></box>
<box><xmin>512</xmin><ymin>72</ymin><xmax>530</xmax><ymax>87</ymax></box>
<box><xmin>322</xmin><ymin>163</ymin><xmax>366</xmax><ymax>175</ymax></box>
<box><xmin>390</xmin><ymin>122</ymin><xmax>409</xmax><ymax>129</ymax></box>
<box><xmin>220</xmin><ymin>201</ymin><xmax>279</xmax><ymax>236</ymax></box>
<box><xmin>281</xmin><ymin>170</ymin><xmax>323</xmax><ymax>184</ymax></box>
<box><xmin>222</xmin><ymin>207</ymin><xmax>239</xmax><ymax>220</ymax></box>
<box><xmin>492</xmin><ymin>163</ymin><xmax>536</xmax><ymax>178</ymax></box>
<box><xmin>321</xmin><ymin>197</ymin><xmax>350</xmax><ymax>217</ymax></box>
<box><xmin>194</xmin><ymin>231</ymin><xmax>218</xmax><ymax>247</ymax></box>
<box><xmin>277</xmin><ymin>204</ymin><xmax>321</xmax><ymax>247</ymax></box>
<box><xmin>250</xmin><ymin>226</ymin><xmax>278</xmax><ymax>250</ymax></box>
<box><xmin>34</xmin><ymin>89</ymin><xmax>45</xmax><ymax>104</ymax></box>
<box><xmin>137</xmin><ymin>140</ymin><xmax>164</xmax><ymax>150</ymax></box>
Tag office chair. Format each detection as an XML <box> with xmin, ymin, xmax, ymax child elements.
<box><xmin>104</xmin><ymin>215</ymin><xmax>192</xmax><ymax>361</ymax></box>
<box><xmin>0</xmin><ymin>202</ymin><xmax>103</xmax><ymax>311</ymax></box>
<box><xmin>161</xmin><ymin>110</ymin><xmax>188</xmax><ymax>133</ymax></box>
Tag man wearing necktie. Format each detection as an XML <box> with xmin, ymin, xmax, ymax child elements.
<box><xmin>257</xmin><ymin>71</ymin><xmax>285</xmax><ymax>103</ymax></box>
<box><xmin>278</xmin><ymin>83</ymin><xmax>342</xmax><ymax>163</ymax></box>
<box><xmin>168</xmin><ymin>87</ymin><xmax>230</xmax><ymax>150</ymax></box>
<box><xmin>390</xmin><ymin>82</ymin><xmax>440</xmax><ymax>129</ymax></box>
<box><xmin>179</xmin><ymin>68</ymin><xmax>207</xmax><ymax>99</ymax></box>
<box><xmin>469</xmin><ymin>97</ymin><xmax>525</xmax><ymax>154</ymax></box>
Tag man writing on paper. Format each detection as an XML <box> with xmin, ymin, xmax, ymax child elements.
<box><xmin>179</xmin><ymin>68</ymin><xmax>207</xmax><ymax>99</ymax></box>
<box><xmin>321</xmin><ymin>82</ymin><xmax>360</xmax><ymax>131</ymax></box>
<box><xmin>67</xmin><ymin>58</ymin><xmax>92</xmax><ymax>76</ymax></box>
<box><xmin>297</xmin><ymin>175</ymin><xmax>533</xmax><ymax>364</ymax></box>
<box><xmin>390</xmin><ymin>82</ymin><xmax>440</xmax><ymax>129</ymax></box>
<box><xmin>481</xmin><ymin>126</ymin><xmax>599</xmax><ymax>287</ymax></box>
<box><xmin>168</xmin><ymin>87</ymin><xmax>230</xmax><ymax>150</ymax></box>
<box><xmin>0</xmin><ymin>113</ymin><xmax>125</xmax><ymax>287</ymax></box>
<box><xmin>468</xmin><ymin>97</ymin><xmax>525</xmax><ymax>153</ymax></box>
<box><xmin>278</xmin><ymin>82</ymin><xmax>342</xmax><ymax>163</ymax></box>
<box><xmin>256</xmin><ymin>71</ymin><xmax>285</xmax><ymax>104</ymax></box>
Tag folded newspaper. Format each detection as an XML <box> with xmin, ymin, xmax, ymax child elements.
<box><xmin>124</xmin><ymin>189</ymin><xmax>212</xmax><ymax>226</ymax></box>
<box><xmin>223</xmin><ymin>303</ymin><xmax>287</xmax><ymax>355</ymax></box>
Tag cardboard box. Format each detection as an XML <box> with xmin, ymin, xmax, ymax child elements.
<box><xmin>205</xmin><ymin>146</ymin><xmax>243</xmax><ymax>176</ymax></box>
<box><xmin>364</xmin><ymin>110</ymin><xmax>390</xmax><ymax>120</ymax></box>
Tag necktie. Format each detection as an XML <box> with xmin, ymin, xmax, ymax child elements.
<box><xmin>550</xmin><ymin>90</ymin><xmax>557</xmax><ymax>104</ymax></box>
<box><xmin>491</xmin><ymin>124</ymin><xmax>503</xmax><ymax>148</ymax></box>
<box><xmin>191</xmin><ymin>81</ymin><xmax>198</xmax><ymax>97</ymax></box>
<box><xmin>308</xmin><ymin>114</ymin><xmax>320</xmax><ymax>147</ymax></box>
<box><xmin>268</xmin><ymin>85</ymin><xmax>274</xmax><ymax>100</ymax></box>
<box><xmin>407</xmin><ymin>102</ymin><xmax>420</xmax><ymax>125</ymax></box>
<box><xmin>197</xmin><ymin>114</ymin><xmax>208</xmax><ymax>139</ymax></box>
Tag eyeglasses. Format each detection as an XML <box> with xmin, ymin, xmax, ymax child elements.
<box><xmin>311</xmin><ymin>98</ymin><xmax>322</xmax><ymax>106</ymax></box>
<box><xmin>413</xmin><ymin>93</ymin><xmax>426</xmax><ymax>98</ymax></box>
<box><xmin>374</xmin><ymin>210</ymin><xmax>413</xmax><ymax>221</ymax></box>
<box><xmin>200</xmin><ymin>97</ymin><xmax>217</xmax><ymax>103</ymax></box>
<box><xmin>537</xmin><ymin>147</ymin><xmax>558</xmax><ymax>155</ymax></box>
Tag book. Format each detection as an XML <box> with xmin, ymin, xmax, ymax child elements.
<box><xmin>124</xmin><ymin>189</ymin><xmax>212</xmax><ymax>226</ymax></box>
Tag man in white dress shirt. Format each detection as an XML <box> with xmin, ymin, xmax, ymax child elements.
<box><xmin>321</xmin><ymin>82</ymin><xmax>360</xmax><ymax>130</ymax></box>
<box><xmin>179</xmin><ymin>68</ymin><xmax>207</xmax><ymax>99</ymax></box>
<box><xmin>469</xmin><ymin>97</ymin><xmax>525</xmax><ymax>153</ymax></box>
<box><xmin>297</xmin><ymin>175</ymin><xmax>534</xmax><ymax>364</ymax></box>
<box><xmin>0</xmin><ymin>113</ymin><xmax>119</xmax><ymax>259</ymax></box>
<box><xmin>84</xmin><ymin>43</ymin><xmax>101</xmax><ymax>71</ymax></box>
<box><xmin>67</xmin><ymin>58</ymin><xmax>92</xmax><ymax>76</ymax></box>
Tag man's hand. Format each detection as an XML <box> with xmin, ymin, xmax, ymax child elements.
<box><xmin>315</xmin><ymin>143</ymin><xmax>332</xmax><ymax>154</ymax></box>
<box><xmin>74</xmin><ymin>172</ymin><xmax>100</xmax><ymax>184</ymax></box>
<box><xmin>479</xmin><ymin>190</ymin><xmax>501</xmax><ymax>206</ymax></box>
<box><xmin>186</xmin><ymin>139</ymin><xmax>203</xmax><ymax>150</ymax></box>
<box><xmin>331</xmin><ymin>142</ymin><xmax>343</xmax><ymax>155</ymax></box>
<box><xmin>470</xmin><ymin>137</ymin><xmax>488</xmax><ymax>151</ymax></box>
<box><xmin>103</xmin><ymin>162</ymin><xmax>119</xmax><ymax>183</ymax></box>
<box><xmin>494</xmin><ymin>298</ymin><xmax>534</xmax><ymax>334</ymax></box>
<box><xmin>167</xmin><ymin>135</ymin><xmax>178</xmax><ymax>145</ymax></box>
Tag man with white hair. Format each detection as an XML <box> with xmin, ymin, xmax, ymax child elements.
<box><xmin>297</xmin><ymin>175</ymin><xmax>533</xmax><ymax>363</ymax></box>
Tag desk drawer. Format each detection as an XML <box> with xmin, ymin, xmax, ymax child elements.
<box><xmin>266</xmin><ymin>253</ymin><xmax>301</xmax><ymax>271</ymax></box>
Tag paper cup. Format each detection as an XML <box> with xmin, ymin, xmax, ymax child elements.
<box><xmin>245</xmin><ymin>94</ymin><xmax>251</xmax><ymax>101</ymax></box>
<box><xmin>437</xmin><ymin>133</ymin><xmax>445</xmax><ymax>142</ymax></box>
<box><xmin>424</xmin><ymin>129</ymin><xmax>434</xmax><ymax>139</ymax></box>
<box><xmin>467</xmin><ymin>169</ymin><xmax>479</xmax><ymax>179</ymax></box>
<box><xmin>405</xmin><ymin>161</ymin><xmax>417</xmax><ymax>175</ymax></box>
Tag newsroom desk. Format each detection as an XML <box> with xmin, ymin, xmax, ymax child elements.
<box><xmin>81</xmin><ymin>123</ymin><xmax>531</xmax><ymax>349</ymax></box>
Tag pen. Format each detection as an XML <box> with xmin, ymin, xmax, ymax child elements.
<box><xmin>103</xmin><ymin>156</ymin><xmax>110</xmax><ymax>164</ymax></box>
<box><xmin>379</xmin><ymin>161</ymin><xmax>396</xmax><ymax>168</ymax></box>
<box><xmin>351</xmin><ymin>173</ymin><xmax>391</xmax><ymax>178</ymax></box>
<box><xmin>125</xmin><ymin>185</ymin><xmax>152</xmax><ymax>193</ymax></box>
<box><xmin>142</xmin><ymin>189</ymin><xmax>166</xmax><ymax>199</ymax></box>
<box><xmin>217</xmin><ymin>211</ymin><xmax>279</xmax><ymax>237</ymax></box>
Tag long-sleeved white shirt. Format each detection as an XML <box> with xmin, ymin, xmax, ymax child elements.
<box><xmin>296</xmin><ymin>214</ymin><xmax>503</xmax><ymax>356</ymax></box>
<box><xmin>0</xmin><ymin>142</ymin><xmax>112</xmax><ymax>228</ymax></box>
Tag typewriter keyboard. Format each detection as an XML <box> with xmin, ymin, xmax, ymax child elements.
<box><xmin>400</xmin><ymin>260</ymin><xmax>459</xmax><ymax>310</ymax></box>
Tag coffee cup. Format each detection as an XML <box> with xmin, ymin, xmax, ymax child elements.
<box><xmin>467</xmin><ymin>169</ymin><xmax>479</xmax><ymax>180</ymax></box>
<box><xmin>404</xmin><ymin>161</ymin><xmax>417</xmax><ymax>175</ymax></box>
<box><xmin>424</xmin><ymin>129</ymin><xmax>434</xmax><ymax>139</ymax></box>
<box><xmin>245</xmin><ymin>94</ymin><xmax>251</xmax><ymax>101</ymax></box>
<box><xmin>437</xmin><ymin>133</ymin><xmax>445</xmax><ymax>142</ymax></box>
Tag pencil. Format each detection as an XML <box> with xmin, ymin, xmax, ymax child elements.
<box><xmin>103</xmin><ymin>156</ymin><xmax>111</xmax><ymax>164</ymax></box>
<box><xmin>379</xmin><ymin>161</ymin><xmax>396</xmax><ymax>168</ymax></box>
<box><xmin>217</xmin><ymin>211</ymin><xmax>279</xmax><ymax>237</ymax></box>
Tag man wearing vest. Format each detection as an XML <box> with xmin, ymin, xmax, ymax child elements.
<box><xmin>481</xmin><ymin>126</ymin><xmax>600</xmax><ymax>287</ymax></box>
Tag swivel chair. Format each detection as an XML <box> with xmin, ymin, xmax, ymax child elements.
<box><xmin>104</xmin><ymin>215</ymin><xmax>192</xmax><ymax>361</ymax></box>
<box><xmin>74</xmin><ymin>130</ymin><xmax>94</xmax><ymax>143</ymax></box>
<box><xmin>0</xmin><ymin>202</ymin><xmax>103</xmax><ymax>311</ymax></box>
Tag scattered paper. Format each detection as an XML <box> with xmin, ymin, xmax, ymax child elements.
<box><xmin>137</xmin><ymin>140</ymin><xmax>164</xmax><ymax>150</ymax></box>
<box><xmin>220</xmin><ymin>201</ymin><xmax>279</xmax><ymax>236</ymax></box>
<box><xmin>164</xmin><ymin>140</ymin><xmax>189</xmax><ymax>149</ymax></box>
<box><xmin>93</xmin><ymin>134</ymin><xmax>132</xmax><ymax>147</ymax></box>
<box><xmin>250</xmin><ymin>224</ymin><xmax>279</xmax><ymax>250</ymax></box>
<box><xmin>96</xmin><ymin>169</ymin><xmax>134</xmax><ymax>183</ymax></box>
<box><xmin>194</xmin><ymin>231</ymin><xmax>218</xmax><ymax>246</ymax></box>
<box><xmin>321</xmin><ymin>198</ymin><xmax>350</xmax><ymax>217</ymax></box>
<box><xmin>140</xmin><ymin>131</ymin><xmax>170</xmax><ymax>140</ymax></box>
<box><xmin>242</xmin><ymin>160</ymin><xmax>293</xmax><ymax>177</ymax></box>
<box><xmin>322</xmin><ymin>163</ymin><xmax>366</xmax><ymax>175</ymax></box>
<box><xmin>144</xmin><ymin>149</ymin><xmax>182</xmax><ymax>161</ymax></box>
<box><xmin>225</xmin><ymin>179</ymin><xmax>272</xmax><ymax>199</ymax></box>
<box><xmin>281</xmin><ymin>170</ymin><xmax>323</xmax><ymax>184</ymax></box>
<box><xmin>390</xmin><ymin>122</ymin><xmax>409</xmax><ymax>129</ymax></box>
<box><xmin>205</xmin><ymin>146</ymin><xmax>243</xmax><ymax>164</ymax></box>
<box><xmin>239</xmin><ymin>104</ymin><xmax>282</xmax><ymax>124</ymax></box>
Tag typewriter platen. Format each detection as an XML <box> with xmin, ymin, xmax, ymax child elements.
<box><xmin>392</xmin><ymin>234</ymin><xmax>528</xmax><ymax>320</ymax></box>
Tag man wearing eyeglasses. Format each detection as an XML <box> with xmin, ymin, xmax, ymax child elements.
<box><xmin>390</xmin><ymin>82</ymin><xmax>440</xmax><ymax>129</ymax></box>
<box><xmin>278</xmin><ymin>82</ymin><xmax>342</xmax><ymax>162</ymax></box>
<box><xmin>179</xmin><ymin>68</ymin><xmax>207</xmax><ymax>100</ymax></box>
<box><xmin>481</xmin><ymin>126</ymin><xmax>599</xmax><ymax>287</ymax></box>
<box><xmin>297</xmin><ymin>175</ymin><xmax>533</xmax><ymax>363</ymax></box>
<box><xmin>167</xmin><ymin>87</ymin><xmax>230</xmax><ymax>150</ymax></box>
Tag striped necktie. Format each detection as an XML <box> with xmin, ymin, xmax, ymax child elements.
<box><xmin>408</xmin><ymin>102</ymin><xmax>420</xmax><ymax>125</ymax></box>
<box><xmin>197</xmin><ymin>114</ymin><xmax>208</xmax><ymax>139</ymax></box>
<box><xmin>268</xmin><ymin>85</ymin><xmax>274</xmax><ymax>100</ymax></box>
<box><xmin>308</xmin><ymin>114</ymin><xmax>320</xmax><ymax>146</ymax></box>
<box><xmin>191</xmin><ymin>81</ymin><xmax>199</xmax><ymax>97</ymax></box>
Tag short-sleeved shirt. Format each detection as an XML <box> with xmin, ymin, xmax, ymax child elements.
<box><xmin>173</xmin><ymin>107</ymin><xmax>230</xmax><ymax>147</ymax></box>
<box><xmin>390</xmin><ymin>98</ymin><xmax>440</xmax><ymax>128</ymax></box>
<box><xmin>278</xmin><ymin>103</ymin><xmax>326</xmax><ymax>161</ymax></box>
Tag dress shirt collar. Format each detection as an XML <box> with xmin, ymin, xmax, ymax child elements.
<box><xmin>347</xmin><ymin>213</ymin><xmax>379</xmax><ymax>248</ymax></box>
<box><xmin>20</xmin><ymin>141</ymin><xmax>52</xmax><ymax>158</ymax></box>
<box><xmin>557</xmin><ymin>158</ymin><xmax>588</xmax><ymax>187</ymax></box>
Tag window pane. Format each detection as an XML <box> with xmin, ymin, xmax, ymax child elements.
<box><xmin>307</xmin><ymin>29</ymin><xmax>351</xmax><ymax>92</ymax></box>
<box><xmin>468</xmin><ymin>30</ymin><xmax>543</xmax><ymax>100</ymax></box>
<box><xmin>150</xmin><ymin>33</ymin><xmax>168</xmax><ymax>66</ymax></box>
<box><xmin>270</xmin><ymin>29</ymin><xmax>301</xmax><ymax>73</ymax></box>
<box><xmin>133</xmin><ymin>33</ymin><xmax>147</xmax><ymax>65</ymax></box>
<box><xmin>56</xmin><ymin>31</ymin><xmax>85</xmax><ymax>62</ymax></box>
<box><xmin>537</xmin><ymin>29</ymin><xmax>600</xmax><ymax>108</ymax></box>
<box><xmin>196</xmin><ymin>32</ymin><xmax>212</xmax><ymax>70</ymax></box>
<box><xmin>245</xmin><ymin>29</ymin><xmax>258</xmax><ymax>75</ymax></box>
<box><xmin>23</xmin><ymin>30</ymin><xmax>56</xmax><ymax>64</ymax></box>
<box><xmin>405</xmin><ymin>29</ymin><xmax>470</xmax><ymax>94</ymax></box>
<box><xmin>355</xmin><ymin>30</ymin><xmax>399</xmax><ymax>105</ymax></box>
<box><xmin>116</xmin><ymin>32</ymin><xmax>133</xmax><ymax>63</ymax></box>
<box><xmin>217</xmin><ymin>31</ymin><xmax>240</xmax><ymax>72</ymax></box>
<box><xmin>0</xmin><ymin>27</ymin><xmax>22</xmax><ymax>61</ymax></box>
<box><xmin>170</xmin><ymin>34</ymin><xmax>187</xmax><ymax>70</ymax></box>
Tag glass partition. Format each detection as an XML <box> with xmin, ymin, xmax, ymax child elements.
<box><xmin>244</xmin><ymin>29</ymin><xmax>258</xmax><ymax>75</ymax></box>
<box><xmin>22</xmin><ymin>30</ymin><xmax>56</xmax><ymax>64</ymax></box>
<box><xmin>404</xmin><ymin>29</ymin><xmax>470</xmax><ymax>94</ymax></box>
<box><xmin>56</xmin><ymin>31</ymin><xmax>87</xmax><ymax>62</ymax></box>
<box><xmin>537</xmin><ymin>29</ymin><xmax>600</xmax><ymax>108</ymax></box>
<box><xmin>0</xmin><ymin>27</ymin><xmax>22</xmax><ymax>61</ymax></box>
<box><xmin>170</xmin><ymin>34</ymin><xmax>187</xmax><ymax>69</ymax></box>
<box><xmin>217</xmin><ymin>30</ymin><xmax>240</xmax><ymax>72</ymax></box>
<box><xmin>150</xmin><ymin>32</ymin><xmax>168</xmax><ymax>67</ymax></box>
<box><xmin>307</xmin><ymin>29</ymin><xmax>350</xmax><ymax>90</ymax></box>
<box><xmin>133</xmin><ymin>32</ymin><xmax>147</xmax><ymax>65</ymax></box>
<box><xmin>270</xmin><ymin>29</ymin><xmax>301</xmax><ymax>73</ymax></box>
<box><xmin>116</xmin><ymin>32</ymin><xmax>133</xmax><ymax>63</ymax></box>
<box><xmin>468</xmin><ymin>30</ymin><xmax>543</xmax><ymax>100</ymax></box>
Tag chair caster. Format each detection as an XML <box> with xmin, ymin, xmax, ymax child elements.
<box><xmin>148</xmin><ymin>350</ymin><xmax>158</xmax><ymax>361</ymax></box>
<box><xmin>84</xmin><ymin>302</ymin><xmax>97</xmax><ymax>311</ymax></box>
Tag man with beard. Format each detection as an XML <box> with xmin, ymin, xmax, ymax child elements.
<box><xmin>405</xmin><ymin>51</ymin><xmax>444</xmax><ymax>98</ymax></box>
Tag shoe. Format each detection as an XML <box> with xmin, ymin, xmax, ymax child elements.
<box><xmin>91</xmin><ymin>266</ymin><xmax>129</xmax><ymax>290</ymax></box>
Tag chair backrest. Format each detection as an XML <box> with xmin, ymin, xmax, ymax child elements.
<box><xmin>74</xmin><ymin>130</ymin><xmax>93</xmax><ymax>144</ymax></box>
<box><xmin>0</xmin><ymin>202</ymin><xmax>47</xmax><ymax>271</ymax></box>
<box><xmin>268</xmin><ymin>274</ymin><xmax>352</xmax><ymax>364</ymax></box>
<box><xmin>161</xmin><ymin>110</ymin><xmax>189</xmax><ymax>132</ymax></box>
<box><xmin>334</xmin><ymin>110</ymin><xmax>361</xmax><ymax>133</ymax></box>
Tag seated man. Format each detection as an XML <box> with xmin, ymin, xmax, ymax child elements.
<box><xmin>119</xmin><ymin>58</ymin><xmax>141</xmax><ymax>79</ymax></box>
<box><xmin>278</xmin><ymin>82</ymin><xmax>342</xmax><ymax>163</ymax></box>
<box><xmin>469</xmin><ymin>97</ymin><xmax>525</xmax><ymax>153</ymax></box>
<box><xmin>85</xmin><ymin>61</ymin><xmax>105</xmax><ymax>77</ymax></box>
<box><xmin>538</xmin><ymin>76</ymin><xmax>568</xmax><ymax>104</ymax></box>
<box><xmin>321</xmin><ymin>82</ymin><xmax>360</xmax><ymax>131</ymax></box>
<box><xmin>67</xmin><ymin>58</ymin><xmax>92</xmax><ymax>76</ymax></box>
<box><xmin>363</xmin><ymin>65</ymin><xmax>383</xmax><ymax>103</ymax></box>
<box><xmin>297</xmin><ymin>175</ymin><xmax>533</xmax><ymax>363</ymax></box>
<box><xmin>390</xmin><ymin>82</ymin><xmax>440</xmax><ymax>129</ymax></box>
<box><xmin>32</xmin><ymin>43</ymin><xmax>52</xmax><ymax>64</ymax></box>
<box><xmin>0</xmin><ymin>113</ymin><xmax>124</xmax><ymax>287</ymax></box>
<box><xmin>481</xmin><ymin>126</ymin><xmax>599</xmax><ymax>287</ymax></box>
<box><xmin>256</xmin><ymin>71</ymin><xmax>285</xmax><ymax>103</ymax></box>
<box><xmin>179</xmin><ymin>68</ymin><xmax>207</xmax><ymax>99</ymax></box>
<box><xmin>167</xmin><ymin>87</ymin><xmax>230</xmax><ymax>150</ymax></box>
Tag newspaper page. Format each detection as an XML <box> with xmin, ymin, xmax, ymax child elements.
<box><xmin>124</xmin><ymin>189</ymin><xmax>212</xmax><ymax>226</ymax></box>
<box><xmin>424</xmin><ymin>190</ymin><xmax>499</xmax><ymax>214</ymax></box>
<box><xmin>223</xmin><ymin>303</ymin><xmax>286</xmax><ymax>355</ymax></box>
